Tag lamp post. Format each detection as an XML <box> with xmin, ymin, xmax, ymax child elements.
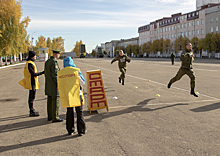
<box><xmin>31</xmin><ymin>32</ymin><xmax>36</xmax><ymax>50</ymax></box>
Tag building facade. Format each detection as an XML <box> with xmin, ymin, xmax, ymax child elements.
<box><xmin>197</xmin><ymin>0</ymin><xmax>220</xmax><ymax>10</ymax></box>
<box><xmin>138</xmin><ymin>3</ymin><xmax>220</xmax><ymax>49</ymax></box>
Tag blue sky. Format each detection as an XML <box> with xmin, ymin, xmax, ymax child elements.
<box><xmin>21</xmin><ymin>0</ymin><xmax>196</xmax><ymax>53</ymax></box>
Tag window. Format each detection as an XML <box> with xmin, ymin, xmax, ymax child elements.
<box><xmin>168</xmin><ymin>34</ymin><xmax>170</xmax><ymax>39</ymax></box>
<box><xmin>165</xmin><ymin>27</ymin><xmax>167</xmax><ymax>32</ymax></box>
<box><xmin>216</xmin><ymin>26</ymin><xmax>219</xmax><ymax>32</ymax></box>
<box><xmin>185</xmin><ymin>15</ymin><xmax>187</xmax><ymax>19</ymax></box>
<box><xmin>171</xmin><ymin>19</ymin><xmax>173</xmax><ymax>22</ymax></box>
<box><xmin>196</xmin><ymin>12</ymin><xmax>199</xmax><ymax>16</ymax></box>
<box><xmin>201</xmin><ymin>29</ymin><xmax>203</xmax><ymax>34</ymax></box>
<box><xmin>185</xmin><ymin>23</ymin><xmax>187</xmax><ymax>28</ymax></box>
<box><xmin>174</xmin><ymin>33</ymin><xmax>177</xmax><ymax>38</ymax></box>
<box><xmin>192</xmin><ymin>30</ymin><xmax>195</xmax><ymax>36</ymax></box>
<box><xmin>188</xmin><ymin>14</ymin><xmax>191</xmax><ymax>18</ymax></box>
<box><xmin>171</xmin><ymin>26</ymin><xmax>173</xmax><ymax>31</ymax></box>
<box><xmin>201</xmin><ymin>19</ymin><xmax>203</xmax><ymax>25</ymax></box>
<box><xmin>188</xmin><ymin>31</ymin><xmax>191</xmax><ymax>36</ymax></box>
<box><xmin>211</xmin><ymin>27</ymin><xmax>213</xmax><ymax>32</ymax></box>
<box><xmin>201</xmin><ymin>10</ymin><xmax>203</xmax><ymax>15</ymax></box>
<box><xmin>165</xmin><ymin>35</ymin><xmax>167</xmax><ymax>39</ymax></box>
<box><xmin>181</xmin><ymin>24</ymin><xmax>183</xmax><ymax>28</ymax></box>
<box><xmin>185</xmin><ymin>31</ymin><xmax>187</xmax><ymax>37</ymax></box>
<box><xmin>192</xmin><ymin>21</ymin><xmax>195</xmax><ymax>26</ymax></box>
<box><xmin>216</xmin><ymin>17</ymin><xmax>219</xmax><ymax>22</ymax></box>
<box><xmin>171</xmin><ymin>34</ymin><xmax>173</xmax><ymax>38</ymax></box>
<box><xmin>192</xmin><ymin>13</ymin><xmax>195</xmax><ymax>16</ymax></box>
<box><xmin>197</xmin><ymin>30</ymin><xmax>199</xmax><ymax>35</ymax></box>
<box><xmin>174</xmin><ymin>25</ymin><xmax>176</xmax><ymax>30</ymax></box>
<box><xmin>188</xmin><ymin>22</ymin><xmax>191</xmax><ymax>27</ymax></box>
<box><xmin>197</xmin><ymin>20</ymin><xmax>199</xmax><ymax>26</ymax></box>
<box><xmin>181</xmin><ymin>16</ymin><xmax>183</xmax><ymax>20</ymax></box>
<box><xmin>168</xmin><ymin>27</ymin><xmax>170</xmax><ymax>31</ymax></box>
<box><xmin>211</xmin><ymin>18</ymin><xmax>213</xmax><ymax>23</ymax></box>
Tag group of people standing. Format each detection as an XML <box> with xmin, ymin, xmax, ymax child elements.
<box><xmin>19</xmin><ymin>50</ymin><xmax>86</xmax><ymax>136</ymax></box>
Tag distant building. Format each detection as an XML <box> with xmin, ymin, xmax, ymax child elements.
<box><xmin>138</xmin><ymin>3</ymin><xmax>220</xmax><ymax>47</ymax></box>
<box><xmin>196</xmin><ymin>0</ymin><xmax>220</xmax><ymax>10</ymax></box>
<box><xmin>60</xmin><ymin>52</ymin><xmax>77</xmax><ymax>58</ymax></box>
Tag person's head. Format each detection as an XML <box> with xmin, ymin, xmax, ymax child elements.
<box><xmin>52</xmin><ymin>50</ymin><xmax>60</xmax><ymax>59</ymax></box>
<box><xmin>186</xmin><ymin>43</ymin><xmax>192</xmax><ymax>51</ymax></box>
<box><xmin>119</xmin><ymin>50</ymin><xmax>124</xmax><ymax>56</ymax></box>
<box><xmin>63</xmin><ymin>56</ymin><xmax>76</xmax><ymax>68</ymax></box>
<box><xmin>28</xmin><ymin>51</ymin><xmax>36</xmax><ymax>60</ymax></box>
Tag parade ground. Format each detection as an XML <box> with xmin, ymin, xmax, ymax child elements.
<box><xmin>0</xmin><ymin>58</ymin><xmax>220</xmax><ymax>156</ymax></box>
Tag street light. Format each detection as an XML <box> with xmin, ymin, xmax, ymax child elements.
<box><xmin>31</xmin><ymin>32</ymin><xmax>36</xmax><ymax>50</ymax></box>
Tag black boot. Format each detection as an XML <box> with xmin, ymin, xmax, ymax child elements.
<box><xmin>122</xmin><ymin>80</ymin><xmax>124</xmax><ymax>85</ymax></box>
<box><xmin>29</xmin><ymin>110</ymin><xmax>39</xmax><ymax>117</ymax></box>
<box><xmin>167</xmin><ymin>82</ymin><xmax>172</xmax><ymax>88</ymax></box>
<box><xmin>190</xmin><ymin>88</ymin><xmax>198</xmax><ymax>97</ymax></box>
<box><xmin>119</xmin><ymin>77</ymin><xmax>121</xmax><ymax>83</ymax></box>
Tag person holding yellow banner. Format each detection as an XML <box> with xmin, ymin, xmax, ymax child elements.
<box><xmin>57</xmin><ymin>57</ymin><xmax>86</xmax><ymax>136</ymax></box>
<box><xmin>19</xmin><ymin>51</ymin><xmax>44</xmax><ymax>117</ymax></box>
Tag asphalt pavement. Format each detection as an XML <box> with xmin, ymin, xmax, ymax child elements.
<box><xmin>0</xmin><ymin>57</ymin><xmax>219</xmax><ymax>156</ymax></box>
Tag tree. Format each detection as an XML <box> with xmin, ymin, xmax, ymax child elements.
<box><xmin>52</xmin><ymin>36</ymin><xmax>65</xmax><ymax>52</ymax></box>
<box><xmin>163</xmin><ymin>39</ymin><xmax>172</xmax><ymax>53</ymax></box>
<box><xmin>91</xmin><ymin>50</ymin><xmax>96</xmax><ymax>57</ymax></box>
<box><xmin>211</xmin><ymin>33</ymin><xmax>220</xmax><ymax>53</ymax></box>
<box><xmin>132</xmin><ymin>45</ymin><xmax>139</xmax><ymax>56</ymax></box>
<box><xmin>125</xmin><ymin>44</ymin><xmax>132</xmax><ymax>56</ymax></box>
<box><xmin>72</xmin><ymin>40</ymin><xmax>83</xmax><ymax>56</ymax></box>
<box><xmin>198</xmin><ymin>38</ymin><xmax>205</xmax><ymax>55</ymax></box>
<box><xmin>174</xmin><ymin>36</ymin><xmax>183</xmax><ymax>52</ymax></box>
<box><xmin>0</xmin><ymin>0</ymin><xmax>30</xmax><ymax>61</ymax></box>
<box><xmin>46</xmin><ymin>37</ymin><xmax>52</xmax><ymax>56</ymax></box>
<box><xmin>191</xmin><ymin>37</ymin><xmax>199</xmax><ymax>53</ymax></box>
<box><xmin>151</xmin><ymin>39</ymin><xmax>162</xmax><ymax>54</ymax></box>
<box><xmin>103</xmin><ymin>50</ymin><xmax>107</xmax><ymax>55</ymax></box>
<box><xmin>203</xmin><ymin>33</ymin><xmax>213</xmax><ymax>53</ymax></box>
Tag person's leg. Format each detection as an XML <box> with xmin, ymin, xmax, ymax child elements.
<box><xmin>51</xmin><ymin>96</ymin><xmax>60</xmax><ymax>121</ymax></box>
<box><xmin>168</xmin><ymin>68</ymin><xmax>186</xmax><ymax>88</ymax></box>
<box><xmin>66</xmin><ymin>107</ymin><xmax>75</xmax><ymax>135</ymax></box>
<box><xmin>120</xmin><ymin>68</ymin><xmax>126</xmax><ymax>85</ymax></box>
<box><xmin>47</xmin><ymin>96</ymin><xmax>52</xmax><ymax>121</ymax></box>
<box><xmin>187</xmin><ymin>69</ymin><xmax>198</xmax><ymax>97</ymax></box>
<box><xmin>76</xmin><ymin>96</ymin><xmax>86</xmax><ymax>136</ymax></box>
<box><xmin>28</xmin><ymin>90</ymin><xmax>39</xmax><ymax>116</ymax></box>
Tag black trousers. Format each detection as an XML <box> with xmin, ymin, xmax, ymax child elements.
<box><xmin>66</xmin><ymin>97</ymin><xmax>86</xmax><ymax>134</ymax></box>
<box><xmin>28</xmin><ymin>90</ymin><xmax>36</xmax><ymax>113</ymax></box>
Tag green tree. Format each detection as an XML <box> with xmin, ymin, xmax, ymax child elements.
<box><xmin>91</xmin><ymin>50</ymin><xmax>96</xmax><ymax>57</ymax></box>
<box><xmin>52</xmin><ymin>36</ymin><xmax>65</xmax><ymax>53</ymax></box>
<box><xmin>163</xmin><ymin>39</ymin><xmax>172</xmax><ymax>53</ymax></box>
<box><xmin>151</xmin><ymin>39</ymin><xmax>162</xmax><ymax>54</ymax></box>
<box><xmin>125</xmin><ymin>44</ymin><xmax>132</xmax><ymax>56</ymax></box>
<box><xmin>132</xmin><ymin>45</ymin><xmax>139</xmax><ymax>56</ymax></box>
<box><xmin>72</xmin><ymin>40</ymin><xmax>83</xmax><ymax>56</ymax></box>
<box><xmin>46</xmin><ymin>37</ymin><xmax>52</xmax><ymax>56</ymax></box>
<box><xmin>203</xmin><ymin>33</ymin><xmax>213</xmax><ymax>53</ymax></box>
<box><xmin>191</xmin><ymin>37</ymin><xmax>199</xmax><ymax>53</ymax></box>
<box><xmin>211</xmin><ymin>33</ymin><xmax>220</xmax><ymax>53</ymax></box>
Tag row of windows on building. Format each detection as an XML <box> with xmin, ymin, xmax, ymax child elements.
<box><xmin>142</xmin><ymin>17</ymin><xmax>219</xmax><ymax>35</ymax></box>
<box><xmin>140</xmin><ymin>27</ymin><xmax>219</xmax><ymax>44</ymax></box>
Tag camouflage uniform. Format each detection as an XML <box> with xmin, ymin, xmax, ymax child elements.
<box><xmin>111</xmin><ymin>54</ymin><xmax>131</xmax><ymax>82</ymax></box>
<box><xmin>169</xmin><ymin>49</ymin><xmax>196</xmax><ymax>89</ymax></box>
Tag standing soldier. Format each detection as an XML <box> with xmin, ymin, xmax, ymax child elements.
<box><xmin>170</xmin><ymin>52</ymin><xmax>175</xmax><ymax>65</ymax></box>
<box><xmin>44</xmin><ymin>50</ymin><xmax>64</xmax><ymax>122</ymax></box>
<box><xmin>111</xmin><ymin>50</ymin><xmax>131</xmax><ymax>85</ymax></box>
<box><xmin>19</xmin><ymin>51</ymin><xmax>44</xmax><ymax>116</ymax></box>
<box><xmin>167</xmin><ymin>43</ymin><xmax>198</xmax><ymax>97</ymax></box>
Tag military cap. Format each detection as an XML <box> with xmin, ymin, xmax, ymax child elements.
<box><xmin>52</xmin><ymin>49</ymin><xmax>61</xmax><ymax>53</ymax></box>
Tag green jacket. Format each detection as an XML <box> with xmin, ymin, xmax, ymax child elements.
<box><xmin>180</xmin><ymin>49</ymin><xmax>193</xmax><ymax>69</ymax></box>
<box><xmin>44</xmin><ymin>56</ymin><xmax>60</xmax><ymax>96</ymax></box>
<box><xmin>111</xmin><ymin>54</ymin><xmax>131</xmax><ymax>68</ymax></box>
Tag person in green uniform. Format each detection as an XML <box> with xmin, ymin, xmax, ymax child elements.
<box><xmin>167</xmin><ymin>43</ymin><xmax>198</xmax><ymax>97</ymax></box>
<box><xmin>111</xmin><ymin>50</ymin><xmax>131</xmax><ymax>85</ymax></box>
<box><xmin>44</xmin><ymin>50</ymin><xmax>64</xmax><ymax>122</ymax></box>
<box><xmin>170</xmin><ymin>52</ymin><xmax>175</xmax><ymax>65</ymax></box>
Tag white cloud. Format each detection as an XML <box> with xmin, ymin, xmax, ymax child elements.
<box><xmin>155</xmin><ymin>0</ymin><xmax>176</xmax><ymax>3</ymax></box>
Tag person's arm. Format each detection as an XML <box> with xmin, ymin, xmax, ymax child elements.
<box><xmin>125</xmin><ymin>56</ymin><xmax>131</xmax><ymax>63</ymax></box>
<box><xmin>111</xmin><ymin>57</ymin><xmax>118</xmax><ymax>64</ymax></box>
<box><xmin>28</xmin><ymin>63</ymin><xmax>44</xmax><ymax>77</ymax></box>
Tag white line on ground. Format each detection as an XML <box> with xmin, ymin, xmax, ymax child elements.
<box><xmin>78</xmin><ymin>61</ymin><xmax>220</xmax><ymax>101</ymax></box>
<box><xmin>109</xmin><ymin>99</ymin><xmax>219</xmax><ymax>109</ymax></box>
<box><xmin>0</xmin><ymin>62</ymin><xmax>25</xmax><ymax>69</ymax></box>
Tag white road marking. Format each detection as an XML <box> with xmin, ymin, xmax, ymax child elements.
<box><xmin>109</xmin><ymin>99</ymin><xmax>219</xmax><ymax>109</ymax></box>
<box><xmin>0</xmin><ymin>62</ymin><xmax>25</xmax><ymax>69</ymax></box>
<box><xmin>78</xmin><ymin>61</ymin><xmax>220</xmax><ymax>101</ymax></box>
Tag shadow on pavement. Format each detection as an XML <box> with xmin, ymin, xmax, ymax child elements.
<box><xmin>0</xmin><ymin>114</ymin><xmax>66</xmax><ymax>133</ymax></box>
<box><xmin>35</xmin><ymin>98</ymin><xmax>47</xmax><ymax>101</ymax></box>
<box><xmin>190</xmin><ymin>102</ymin><xmax>220</xmax><ymax>112</ymax></box>
<box><xmin>0</xmin><ymin>98</ymin><xmax>19</xmax><ymax>103</ymax></box>
<box><xmin>85</xmin><ymin>99</ymin><xmax>188</xmax><ymax>122</ymax></box>
<box><xmin>0</xmin><ymin>114</ymin><xmax>29</xmax><ymax>122</ymax></box>
<box><xmin>0</xmin><ymin>134</ymin><xmax>79</xmax><ymax>153</ymax></box>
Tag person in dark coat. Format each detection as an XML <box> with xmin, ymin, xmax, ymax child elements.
<box><xmin>26</xmin><ymin>51</ymin><xmax>44</xmax><ymax>116</ymax></box>
<box><xmin>44</xmin><ymin>50</ymin><xmax>64</xmax><ymax>122</ymax></box>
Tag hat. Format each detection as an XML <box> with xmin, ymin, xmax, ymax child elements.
<box><xmin>28</xmin><ymin>51</ymin><xmax>36</xmax><ymax>57</ymax></box>
<box><xmin>52</xmin><ymin>49</ymin><xmax>61</xmax><ymax>53</ymax></box>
